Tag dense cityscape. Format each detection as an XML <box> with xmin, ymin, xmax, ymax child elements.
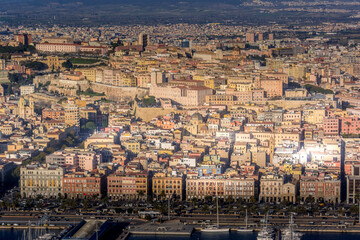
<box><xmin>1</xmin><ymin>1</ymin><xmax>360</xmax><ymax>240</ymax></box>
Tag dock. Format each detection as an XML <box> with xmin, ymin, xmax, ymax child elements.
<box><xmin>129</xmin><ymin>220</ymin><xmax>194</xmax><ymax>236</ymax></box>
<box><xmin>63</xmin><ymin>219</ymin><xmax>111</xmax><ymax>239</ymax></box>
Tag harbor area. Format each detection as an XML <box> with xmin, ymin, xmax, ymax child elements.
<box><xmin>63</xmin><ymin>219</ymin><xmax>110</xmax><ymax>240</ymax></box>
<box><xmin>128</xmin><ymin>220</ymin><xmax>194</xmax><ymax>236</ymax></box>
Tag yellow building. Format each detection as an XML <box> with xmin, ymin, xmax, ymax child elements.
<box><xmin>283</xmin><ymin>164</ymin><xmax>292</xmax><ymax>174</ymax></box>
<box><xmin>75</xmin><ymin>99</ymin><xmax>87</xmax><ymax>108</ymax></box>
<box><xmin>236</xmin><ymin>82</ymin><xmax>254</xmax><ymax>92</ymax></box>
<box><xmin>122</xmin><ymin>75</ymin><xmax>137</xmax><ymax>87</ymax></box>
<box><xmin>193</xmin><ymin>75</ymin><xmax>205</xmax><ymax>81</ymax></box>
<box><xmin>204</xmin><ymin>78</ymin><xmax>226</xmax><ymax>89</ymax></box>
<box><xmin>76</xmin><ymin>68</ymin><xmax>97</xmax><ymax>82</ymax></box>
<box><xmin>44</xmin><ymin>56</ymin><xmax>66</xmax><ymax>71</ymax></box>
<box><xmin>84</xmin><ymin>132</ymin><xmax>116</xmax><ymax>149</ymax></box>
<box><xmin>303</xmin><ymin>109</ymin><xmax>326</xmax><ymax>124</ymax></box>
<box><xmin>123</xmin><ymin>141</ymin><xmax>141</xmax><ymax>154</ymax></box>
<box><xmin>206</xmin><ymin>95</ymin><xmax>234</xmax><ymax>106</ymax></box>
<box><xmin>288</xmin><ymin>64</ymin><xmax>307</xmax><ymax>80</ymax></box>
<box><xmin>252</xmin><ymin>132</ymin><xmax>300</xmax><ymax>147</ymax></box>
<box><xmin>7</xmin><ymin>142</ymin><xmax>25</xmax><ymax>152</ymax></box>
<box><xmin>114</xmin><ymin>73</ymin><xmax>137</xmax><ymax>87</ymax></box>
<box><xmin>152</xmin><ymin>173</ymin><xmax>184</xmax><ymax>200</ymax></box>
<box><xmin>0</xmin><ymin>125</ymin><xmax>13</xmax><ymax>136</ymax></box>
<box><xmin>291</xmin><ymin>165</ymin><xmax>302</xmax><ymax>176</ymax></box>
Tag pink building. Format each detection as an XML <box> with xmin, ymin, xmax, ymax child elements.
<box><xmin>323</xmin><ymin>117</ymin><xmax>339</xmax><ymax>135</ymax></box>
<box><xmin>63</xmin><ymin>171</ymin><xmax>106</xmax><ymax>199</ymax></box>
<box><xmin>246</xmin><ymin>33</ymin><xmax>255</xmax><ymax>43</ymax></box>
<box><xmin>340</xmin><ymin>116</ymin><xmax>360</xmax><ymax>135</ymax></box>
<box><xmin>78</xmin><ymin>152</ymin><xmax>101</xmax><ymax>171</ymax></box>
<box><xmin>268</xmin><ymin>33</ymin><xmax>274</xmax><ymax>41</ymax></box>
<box><xmin>300</xmin><ymin>174</ymin><xmax>340</xmax><ymax>203</ymax></box>
<box><xmin>46</xmin><ymin>151</ymin><xmax>101</xmax><ymax>171</ymax></box>
<box><xmin>260</xmin><ymin>79</ymin><xmax>283</xmax><ymax>98</ymax></box>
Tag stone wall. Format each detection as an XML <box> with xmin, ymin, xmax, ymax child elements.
<box><xmin>92</xmin><ymin>83</ymin><xmax>149</xmax><ymax>101</ymax></box>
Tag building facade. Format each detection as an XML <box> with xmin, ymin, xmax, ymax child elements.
<box><xmin>20</xmin><ymin>164</ymin><xmax>64</xmax><ymax>198</ymax></box>
<box><xmin>152</xmin><ymin>173</ymin><xmax>184</xmax><ymax>200</ymax></box>
<box><xmin>186</xmin><ymin>177</ymin><xmax>255</xmax><ymax>201</ymax></box>
<box><xmin>107</xmin><ymin>172</ymin><xmax>148</xmax><ymax>200</ymax></box>
<box><xmin>63</xmin><ymin>172</ymin><xmax>106</xmax><ymax>199</ymax></box>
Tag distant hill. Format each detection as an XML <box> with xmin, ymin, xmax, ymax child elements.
<box><xmin>1</xmin><ymin>0</ymin><xmax>359</xmax><ymax>25</ymax></box>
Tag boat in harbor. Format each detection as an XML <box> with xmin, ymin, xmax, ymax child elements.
<box><xmin>282</xmin><ymin>214</ymin><xmax>302</xmax><ymax>240</ymax></box>
<box><xmin>201</xmin><ymin>225</ymin><xmax>230</xmax><ymax>233</ymax></box>
<box><xmin>257</xmin><ymin>214</ymin><xmax>274</xmax><ymax>240</ymax></box>
<box><xmin>257</xmin><ymin>227</ymin><xmax>275</xmax><ymax>240</ymax></box>
<box><xmin>201</xmin><ymin>195</ymin><xmax>229</xmax><ymax>233</ymax></box>
<box><xmin>36</xmin><ymin>233</ymin><xmax>56</xmax><ymax>240</ymax></box>
<box><xmin>237</xmin><ymin>209</ymin><xmax>253</xmax><ymax>232</ymax></box>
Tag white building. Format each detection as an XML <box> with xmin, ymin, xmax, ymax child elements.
<box><xmin>20</xmin><ymin>85</ymin><xmax>35</xmax><ymax>95</ymax></box>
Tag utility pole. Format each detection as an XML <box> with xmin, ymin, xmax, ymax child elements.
<box><xmin>168</xmin><ymin>197</ymin><xmax>170</xmax><ymax>221</ymax></box>
<box><xmin>96</xmin><ymin>221</ymin><xmax>98</xmax><ymax>240</ymax></box>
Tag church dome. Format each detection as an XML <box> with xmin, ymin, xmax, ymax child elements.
<box><xmin>191</xmin><ymin>112</ymin><xmax>203</xmax><ymax>121</ymax></box>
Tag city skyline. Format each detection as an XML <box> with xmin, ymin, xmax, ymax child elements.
<box><xmin>0</xmin><ymin>0</ymin><xmax>360</xmax><ymax>240</ymax></box>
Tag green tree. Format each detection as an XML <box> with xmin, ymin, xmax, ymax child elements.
<box><xmin>85</xmin><ymin>121</ymin><xmax>96</xmax><ymax>131</ymax></box>
<box><xmin>202</xmin><ymin>204</ymin><xmax>209</xmax><ymax>212</ymax></box>
<box><xmin>226</xmin><ymin>195</ymin><xmax>234</xmax><ymax>203</ymax></box>
<box><xmin>141</xmin><ymin>96</ymin><xmax>156</xmax><ymax>107</ymax></box>
<box><xmin>204</xmin><ymin>196</ymin><xmax>213</xmax><ymax>203</ymax></box>
<box><xmin>350</xmin><ymin>204</ymin><xmax>359</xmax><ymax>214</ymax></box>
<box><xmin>62</xmin><ymin>60</ymin><xmax>73</xmax><ymax>70</ymax></box>
<box><xmin>22</xmin><ymin>61</ymin><xmax>48</xmax><ymax>71</ymax></box>
<box><xmin>138</xmin><ymin>190</ymin><xmax>145</xmax><ymax>200</ymax></box>
<box><xmin>159</xmin><ymin>190</ymin><xmax>166</xmax><ymax>200</ymax></box>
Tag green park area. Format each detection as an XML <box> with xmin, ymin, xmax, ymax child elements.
<box><xmin>70</xmin><ymin>58</ymin><xmax>101</xmax><ymax>65</ymax></box>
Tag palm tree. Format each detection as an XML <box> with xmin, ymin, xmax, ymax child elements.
<box><xmin>226</xmin><ymin>195</ymin><xmax>234</xmax><ymax>203</ymax></box>
<box><xmin>159</xmin><ymin>190</ymin><xmax>166</xmax><ymax>200</ymax></box>
<box><xmin>138</xmin><ymin>190</ymin><xmax>145</xmax><ymax>201</ymax></box>
<box><xmin>191</xmin><ymin>197</ymin><xmax>198</xmax><ymax>208</ymax></box>
<box><xmin>205</xmin><ymin>195</ymin><xmax>212</xmax><ymax>203</ymax></box>
<box><xmin>305</xmin><ymin>195</ymin><xmax>314</xmax><ymax>203</ymax></box>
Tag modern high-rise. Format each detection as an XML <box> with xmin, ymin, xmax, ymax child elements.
<box><xmin>246</xmin><ymin>33</ymin><xmax>255</xmax><ymax>43</ymax></box>
<box><xmin>138</xmin><ymin>33</ymin><xmax>150</xmax><ymax>48</ymax></box>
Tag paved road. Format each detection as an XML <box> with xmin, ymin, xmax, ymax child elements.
<box><xmin>0</xmin><ymin>211</ymin><xmax>357</xmax><ymax>229</ymax></box>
